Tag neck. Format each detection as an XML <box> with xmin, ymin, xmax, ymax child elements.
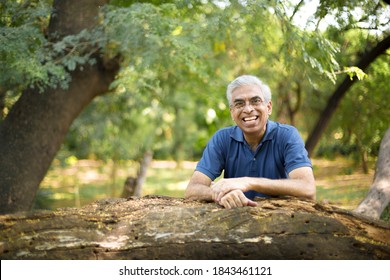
<box><xmin>243</xmin><ymin>123</ymin><xmax>268</xmax><ymax>151</ymax></box>
<box><xmin>244</xmin><ymin>132</ymin><xmax>265</xmax><ymax>151</ymax></box>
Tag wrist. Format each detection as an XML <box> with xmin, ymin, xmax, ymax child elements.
<box><xmin>243</xmin><ymin>177</ymin><xmax>252</xmax><ymax>192</ymax></box>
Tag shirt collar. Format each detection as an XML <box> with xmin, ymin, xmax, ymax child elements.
<box><xmin>231</xmin><ymin>120</ymin><xmax>276</xmax><ymax>143</ymax></box>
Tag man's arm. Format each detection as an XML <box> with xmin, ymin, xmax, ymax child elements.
<box><xmin>213</xmin><ymin>166</ymin><xmax>316</xmax><ymax>203</ymax></box>
<box><xmin>185</xmin><ymin>171</ymin><xmax>214</xmax><ymax>202</ymax></box>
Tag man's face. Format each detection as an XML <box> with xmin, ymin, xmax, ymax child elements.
<box><xmin>229</xmin><ymin>84</ymin><xmax>272</xmax><ymax>139</ymax></box>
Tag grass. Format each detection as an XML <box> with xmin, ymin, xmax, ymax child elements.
<box><xmin>33</xmin><ymin>160</ymin><xmax>195</xmax><ymax>210</ymax></box>
<box><xmin>312</xmin><ymin>157</ymin><xmax>374</xmax><ymax>209</ymax></box>
<box><xmin>34</xmin><ymin>157</ymin><xmax>389</xmax><ymax>221</ymax></box>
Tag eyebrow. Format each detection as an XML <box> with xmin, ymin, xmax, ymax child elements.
<box><xmin>233</xmin><ymin>96</ymin><xmax>263</xmax><ymax>103</ymax></box>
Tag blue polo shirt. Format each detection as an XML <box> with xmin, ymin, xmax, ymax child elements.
<box><xmin>195</xmin><ymin>121</ymin><xmax>312</xmax><ymax>199</ymax></box>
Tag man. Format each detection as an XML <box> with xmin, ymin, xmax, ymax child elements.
<box><xmin>185</xmin><ymin>75</ymin><xmax>316</xmax><ymax>209</ymax></box>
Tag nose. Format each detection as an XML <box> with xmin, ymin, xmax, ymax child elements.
<box><xmin>243</xmin><ymin>103</ymin><xmax>254</xmax><ymax>113</ymax></box>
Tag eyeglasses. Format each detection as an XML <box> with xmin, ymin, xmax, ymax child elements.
<box><xmin>231</xmin><ymin>97</ymin><xmax>265</xmax><ymax>110</ymax></box>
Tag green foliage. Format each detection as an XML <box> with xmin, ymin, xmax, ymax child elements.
<box><xmin>343</xmin><ymin>66</ymin><xmax>368</xmax><ymax>80</ymax></box>
<box><xmin>313</xmin><ymin>28</ymin><xmax>390</xmax><ymax>165</ymax></box>
<box><xmin>0</xmin><ymin>0</ymin><xmax>61</xmax><ymax>91</ymax></box>
<box><xmin>103</xmin><ymin>3</ymin><xmax>205</xmax><ymax>70</ymax></box>
<box><xmin>316</xmin><ymin>0</ymin><xmax>390</xmax><ymax>32</ymax></box>
<box><xmin>271</xmin><ymin>1</ymin><xmax>341</xmax><ymax>83</ymax></box>
<box><xmin>63</xmin><ymin>0</ymin><xmax>389</xmax><ymax>166</ymax></box>
<box><xmin>2</xmin><ymin>0</ymin><xmax>389</xmax><ymax>168</ymax></box>
<box><xmin>0</xmin><ymin>0</ymin><xmax>111</xmax><ymax>93</ymax></box>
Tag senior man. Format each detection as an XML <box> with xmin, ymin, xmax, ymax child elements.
<box><xmin>185</xmin><ymin>75</ymin><xmax>316</xmax><ymax>209</ymax></box>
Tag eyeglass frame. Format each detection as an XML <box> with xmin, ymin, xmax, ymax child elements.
<box><xmin>230</xmin><ymin>96</ymin><xmax>267</xmax><ymax>111</ymax></box>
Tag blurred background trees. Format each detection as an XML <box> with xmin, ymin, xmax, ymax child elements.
<box><xmin>64</xmin><ymin>0</ymin><xmax>390</xmax><ymax>162</ymax></box>
<box><xmin>1</xmin><ymin>0</ymin><xmax>389</xmax><ymax>212</ymax></box>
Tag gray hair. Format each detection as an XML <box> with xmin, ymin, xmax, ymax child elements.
<box><xmin>226</xmin><ymin>75</ymin><xmax>272</xmax><ymax>106</ymax></box>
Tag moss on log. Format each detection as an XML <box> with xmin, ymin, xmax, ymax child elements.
<box><xmin>0</xmin><ymin>196</ymin><xmax>389</xmax><ymax>260</ymax></box>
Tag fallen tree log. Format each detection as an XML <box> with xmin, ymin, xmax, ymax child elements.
<box><xmin>0</xmin><ymin>196</ymin><xmax>389</xmax><ymax>260</ymax></box>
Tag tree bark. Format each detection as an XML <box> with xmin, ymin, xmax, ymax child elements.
<box><xmin>305</xmin><ymin>35</ymin><xmax>390</xmax><ymax>156</ymax></box>
<box><xmin>354</xmin><ymin>127</ymin><xmax>390</xmax><ymax>219</ymax></box>
<box><xmin>0</xmin><ymin>0</ymin><xmax>119</xmax><ymax>214</ymax></box>
<box><xmin>0</xmin><ymin>87</ymin><xmax>5</xmax><ymax>120</ymax></box>
<box><xmin>121</xmin><ymin>151</ymin><xmax>154</xmax><ymax>198</ymax></box>
<box><xmin>0</xmin><ymin>197</ymin><xmax>389</xmax><ymax>260</ymax></box>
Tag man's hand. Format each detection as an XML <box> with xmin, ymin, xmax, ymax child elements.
<box><xmin>218</xmin><ymin>189</ymin><xmax>257</xmax><ymax>209</ymax></box>
<box><xmin>211</xmin><ymin>178</ymin><xmax>250</xmax><ymax>203</ymax></box>
<box><xmin>211</xmin><ymin>178</ymin><xmax>257</xmax><ymax>209</ymax></box>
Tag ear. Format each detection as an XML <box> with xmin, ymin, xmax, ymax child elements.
<box><xmin>267</xmin><ymin>100</ymin><xmax>273</xmax><ymax>115</ymax></box>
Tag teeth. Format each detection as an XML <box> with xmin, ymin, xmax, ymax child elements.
<box><xmin>244</xmin><ymin>116</ymin><xmax>257</xmax><ymax>122</ymax></box>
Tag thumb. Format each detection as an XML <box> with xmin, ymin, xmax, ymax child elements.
<box><xmin>246</xmin><ymin>199</ymin><xmax>258</xmax><ymax>207</ymax></box>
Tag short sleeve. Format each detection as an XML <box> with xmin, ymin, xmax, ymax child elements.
<box><xmin>195</xmin><ymin>130</ymin><xmax>227</xmax><ymax>181</ymax></box>
<box><xmin>281</xmin><ymin>126</ymin><xmax>312</xmax><ymax>174</ymax></box>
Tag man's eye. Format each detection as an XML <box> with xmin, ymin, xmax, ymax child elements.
<box><xmin>253</xmin><ymin>98</ymin><xmax>262</xmax><ymax>104</ymax></box>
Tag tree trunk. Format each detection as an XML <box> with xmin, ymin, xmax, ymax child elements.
<box><xmin>0</xmin><ymin>0</ymin><xmax>119</xmax><ymax>214</ymax></box>
<box><xmin>121</xmin><ymin>151</ymin><xmax>153</xmax><ymax>198</ymax></box>
<box><xmin>0</xmin><ymin>87</ymin><xmax>5</xmax><ymax>120</ymax></box>
<box><xmin>0</xmin><ymin>197</ymin><xmax>389</xmax><ymax>260</ymax></box>
<box><xmin>275</xmin><ymin>81</ymin><xmax>302</xmax><ymax>126</ymax></box>
<box><xmin>305</xmin><ymin>35</ymin><xmax>390</xmax><ymax>156</ymax></box>
<box><xmin>133</xmin><ymin>151</ymin><xmax>153</xmax><ymax>197</ymax></box>
<box><xmin>354</xmin><ymin>127</ymin><xmax>390</xmax><ymax>219</ymax></box>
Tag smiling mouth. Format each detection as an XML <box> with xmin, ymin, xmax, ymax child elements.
<box><xmin>243</xmin><ymin>116</ymin><xmax>258</xmax><ymax>122</ymax></box>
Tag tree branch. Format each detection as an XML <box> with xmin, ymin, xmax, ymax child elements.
<box><xmin>305</xmin><ymin>35</ymin><xmax>390</xmax><ymax>156</ymax></box>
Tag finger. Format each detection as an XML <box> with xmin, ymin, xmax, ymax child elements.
<box><xmin>246</xmin><ymin>199</ymin><xmax>258</xmax><ymax>207</ymax></box>
<box><xmin>231</xmin><ymin>196</ymin><xmax>242</xmax><ymax>208</ymax></box>
<box><xmin>221</xmin><ymin>191</ymin><xmax>247</xmax><ymax>209</ymax></box>
<box><xmin>220</xmin><ymin>195</ymin><xmax>236</xmax><ymax>209</ymax></box>
<box><xmin>211</xmin><ymin>188</ymin><xmax>222</xmax><ymax>203</ymax></box>
<box><xmin>217</xmin><ymin>189</ymin><xmax>230</xmax><ymax>203</ymax></box>
<box><xmin>221</xmin><ymin>199</ymin><xmax>232</xmax><ymax>209</ymax></box>
<box><xmin>233</xmin><ymin>191</ymin><xmax>256</xmax><ymax>208</ymax></box>
<box><xmin>232</xmin><ymin>193</ymin><xmax>246</xmax><ymax>208</ymax></box>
